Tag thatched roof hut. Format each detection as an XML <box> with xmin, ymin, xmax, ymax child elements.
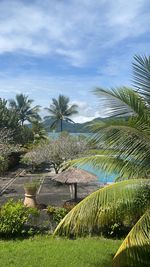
<box><xmin>52</xmin><ymin>168</ymin><xmax>98</xmax><ymax>201</ymax></box>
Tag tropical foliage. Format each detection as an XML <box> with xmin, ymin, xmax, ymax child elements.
<box><xmin>45</xmin><ymin>94</ymin><xmax>78</xmax><ymax>131</ymax></box>
<box><xmin>0</xmin><ymin>128</ymin><xmax>20</xmax><ymax>174</ymax></box>
<box><xmin>0</xmin><ymin>199</ymin><xmax>39</xmax><ymax>237</ymax></box>
<box><xmin>113</xmin><ymin>210</ymin><xmax>150</xmax><ymax>267</ymax></box>
<box><xmin>54</xmin><ymin>55</ymin><xmax>150</xmax><ymax>267</ymax></box>
<box><xmin>0</xmin><ymin>98</ymin><xmax>19</xmax><ymax>130</ymax></box>
<box><xmin>31</xmin><ymin>121</ymin><xmax>48</xmax><ymax>144</ymax></box>
<box><xmin>9</xmin><ymin>94</ymin><xmax>41</xmax><ymax>125</ymax></box>
<box><xmin>54</xmin><ymin>180</ymin><xmax>150</xmax><ymax>236</ymax></box>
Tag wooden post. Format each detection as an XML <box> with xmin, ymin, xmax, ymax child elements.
<box><xmin>74</xmin><ymin>183</ymin><xmax>77</xmax><ymax>201</ymax></box>
<box><xmin>69</xmin><ymin>184</ymin><xmax>73</xmax><ymax>199</ymax></box>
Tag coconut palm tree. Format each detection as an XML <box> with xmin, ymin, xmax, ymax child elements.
<box><xmin>9</xmin><ymin>94</ymin><xmax>41</xmax><ymax>126</ymax></box>
<box><xmin>45</xmin><ymin>95</ymin><xmax>78</xmax><ymax>132</ymax></box>
<box><xmin>54</xmin><ymin>55</ymin><xmax>150</xmax><ymax>267</ymax></box>
<box><xmin>32</xmin><ymin>121</ymin><xmax>48</xmax><ymax>143</ymax></box>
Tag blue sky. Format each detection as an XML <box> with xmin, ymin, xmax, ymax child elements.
<box><xmin>0</xmin><ymin>0</ymin><xmax>150</xmax><ymax>122</ymax></box>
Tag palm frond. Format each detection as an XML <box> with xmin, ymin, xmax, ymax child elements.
<box><xmin>86</xmin><ymin>121</ymin><xmax>150</xmax><ymax>176</ymax></box>
<box><xmin>45</xmin><ymin>95</ymin><xmax>78</xmax><ymax>131</ymax></box>
<box><xmin>9</xmin><ymin>99</ymin><xmax>17</xmax><ymax>109</ymax></box>
<box><xmin>133</xmin><ymin>55</ymin><xmax>150</xmax><ymax>104</ymax></box>
<box><xmin>8</xmin><ymin>94</ymin><xmax>40</xmax><ymax>125</ymax></box>
<box><xmin>66</xmin><ymin>105</ymin><xmax>78</xmax><ymax>116</ymax></box>
<box><xmin>94</xmin><ymin>87</ymin><xmax>150</xmax><ymax>119</ymax></box>
<box><xmin>70</xmin><ymin>154</ymin><xmax>148</xmax><ymax>179</ymax></box>
<box><xmin>54</xmin><ymin>179</ymin><xmax>149</xmax><ymax>237</ymax></box>
<box><xmin>65</xmin><ymin>118</ymin><xmax>75</xmax><ymax>124</ymax></box>
<box><xmin>50</xmin><ymin>119</ymin><xmax>59</xmax><ymax>130</ymax></box>
<box><xmin>113</xmin><ymin>209</ymin><xmax>150</xmax><ymax>267</ymax></box>
<box><xmin>90</xmin><ymin>116</ymin><xmax>150</xmax><ymax>134</ymax></box>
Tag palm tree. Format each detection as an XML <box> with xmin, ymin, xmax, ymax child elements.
<box><xmin>45</xmin><ymin>95</ymin><xmax>78</xmax><ymax>132</ymax></box>
<box><xmin>54</xmin><ymin>55</ymin><xmax>150</xmax><ymax>267</ymax></box>
<box><xmin>32</xmin><ymin>121</ymin><xmax>48</xmax><ymax>143</ymax></box>
<box><xmin>9</xmin><ymin>94</ymin><xmax>41</xmax><ymax>125</ymax></box>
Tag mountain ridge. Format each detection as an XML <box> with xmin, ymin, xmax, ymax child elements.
<box><xmin>43</xmin><ymin>117</ymin><xmax>104</xmax><ymax>133</ymax></box>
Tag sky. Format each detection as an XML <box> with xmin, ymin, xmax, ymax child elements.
<box><xmin>0</xmin><ymin>0</ymin><xmax>150</xmax><ymax>123</ymax></box>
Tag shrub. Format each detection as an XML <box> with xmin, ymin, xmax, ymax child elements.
<box><xmin>47</xmin><ymin>206</ymin><xmax>68</xmax><ymax>224</ymax></box>
<box><xmin>47</xmin><ymin>205</ymin><xmax>56</xmax><ymax>215</ymax></box>
<box><xmin>99</xmin><ymin>184</ymin><xmax>150</xmax><ymax>237</ymax></box>
<box><xmin>0</xmin><ymin>156</ymin><xmax>8</xmax><ymax>174</ymax></box>
<box><xmin>0</xmin><ymin>199</ymin><xmax>38</xmax><ymax>237</ymax></box>
<box><xmin>53</xmin><ymin>208</ymin><xmax>68</xmax><ymax>223</ymax></box>
<box><xmin>131</xmin><ymin>184</ymin><xmax>150</xmax><ymax>220</ymax></box>
<box><xmin>24</xmin><ymin>182</ymin><xmax>39</xmax><ymax>194</ymax></box>
<box><xmin>63</xmin><ymin>202</ymin><xmax>76</xmax><ymax>212</ymax></box>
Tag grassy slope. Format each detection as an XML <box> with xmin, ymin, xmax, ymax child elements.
<box><xmin>0</xmin><ymin>236</ymin><xmax>121</xmax><ymax>267</ymax></box>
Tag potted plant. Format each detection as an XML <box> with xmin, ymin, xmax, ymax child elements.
<box><xmin>24</xmin><ymin>182</ymin><xmax>39</xmax><ymax>208</ymax></box>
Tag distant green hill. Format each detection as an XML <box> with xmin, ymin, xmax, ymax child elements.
<box><xmin>43</xmin><ymin>117</ymin><xmax>104</xmax><ymax>133</ymax></box>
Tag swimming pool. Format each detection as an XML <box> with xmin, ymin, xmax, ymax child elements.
<box><xmin>80</xmin><ymin>164</ymin><xmax>117</xmax><ymax>183</ymax></box>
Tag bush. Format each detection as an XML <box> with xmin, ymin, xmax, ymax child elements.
<box><xmin>0</xmin><ymin>156</ymin><xmax>8</xmax><ymax>175</ymax></box>
<box><xmin>99</xmin><ymin>184</ymin><xmax>150</xmax><ymax>238</ymax></box>
<box><xmin>131</xmin><ymin>184</ymin><xmax>150</xmax><ymax>220</ymax></box>
<box><xmin>63</xmin><ymin>202</ymin><xmax>76</xmax><ymax>212</ymax></box>
<box><xmin>47</xmin><ymin>206</ymin><xmax>68</xmax><ymax>224</ymax></box>
<box><xmin>0</xmin><ymin>199</ymin><xmax>39</xmax><ymax>237</ymax></box>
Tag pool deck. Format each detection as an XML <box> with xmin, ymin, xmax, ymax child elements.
<box><xmin>0</xmin><ymin>170</ymin><xmax>103</xmax><ymax>207</ymax></box>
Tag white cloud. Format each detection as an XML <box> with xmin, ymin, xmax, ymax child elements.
<box><xmin>0</xmin><ymin>0</ymin><xmax>149</xmax><ymax>66</ymax></box>
<box><xmin>0</xmin><ymin>0</ymin><xmax>149</xmax><ymax>123</ymax></box>
<box><xmin>70</xmin><ymin>100</ymin><xmax>107</xmax><ymax>123</ymax></box>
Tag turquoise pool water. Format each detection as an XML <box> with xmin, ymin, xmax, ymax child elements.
<box><xmin>80</xmin><ymin>164</ymin><xmax>117</xmax><ymax>183</ymax></box>
<box><xmin>48</xmin><ymin>132</ymin><xmax>117</xmax><ymax>183</ymax></box>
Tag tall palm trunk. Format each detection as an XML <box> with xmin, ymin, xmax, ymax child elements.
<box><xmin>60</xmin><ymin>119</ymin><xmax>63</xmax><ymax>132</ymax></box>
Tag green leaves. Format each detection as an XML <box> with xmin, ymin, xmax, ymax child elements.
<box><xmin>133</xmin><ymin>55</ymin><xmax>150</xmax><ymax>104</ymax></box>
<box><xmin>45</xmin><ymin>94</ymin><xmax>78</xmax><ymax>131</ymax></box>
<box><xmin>113</xmin><ymin>210</ymin><xmax>150</xmax><ymax>267</ymax></box>
<box><xmin>54</xmin><ymin>179</ymin><xmax>150</xmax><ymax>237</ymax></box>
<box><xmin>9</xmin><ymin>94</ymin><xmax>41</xmax><ymax>125</ymax></box>
<box><xmin>94</xmin><ymin>87</ymin><xmax>150</xmax><ymax>120</ymax></box>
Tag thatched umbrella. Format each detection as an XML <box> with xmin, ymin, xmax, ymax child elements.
<box><xmin>52</xmin><ymin>168</ymin><xmax>98</xmax><ymax>201</ymax></box>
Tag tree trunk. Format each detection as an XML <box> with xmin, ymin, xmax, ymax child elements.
<box><xmin>54</xmin><ymin>167</ymin><xmax>59</xmax><ymax>174</ymax></box>
<box><xmin>74</xmin><ymin>183</ymin><xmax>77</xmax><ymax>201</ymax></box>
<box><xmin>60</xmin><ymin>119</ymin><xmax>63</xmax><ymax>132</ymax></box>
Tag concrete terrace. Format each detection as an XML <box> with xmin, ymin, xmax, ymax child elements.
<box><xmin>0</xmin><ymin>170</ymin><xmax>101</xmax><ymax>206</ymax></box>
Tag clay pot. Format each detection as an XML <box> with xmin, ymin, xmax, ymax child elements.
<box><xmin>24</xmin><ymin>183</ymin><xmax>39</xmax><ymax>208</ymax></box>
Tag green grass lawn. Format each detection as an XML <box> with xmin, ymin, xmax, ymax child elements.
<box><xmin>0</xmin><ymin>236</ymin><xmax>121</xmax><ymax>267</ymax></box>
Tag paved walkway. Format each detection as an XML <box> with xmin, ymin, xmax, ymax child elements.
<box><xmin>0</xmin><ymin>171</ymin><xmax>102</xmax><ymax>207</ymax></box>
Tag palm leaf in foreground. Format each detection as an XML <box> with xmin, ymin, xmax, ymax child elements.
<box><xmin>86</xmin><ymin>113</ymin><xmax>150</xmax><ymax>179</ymax></box>
<box><xmin>54</xmin><ymin>179</ymin><xmax>149</xmax><ymax>237</ymax></box>
<box><xmin>70</xmin><ymin>153</ymin><xmax>149</xmax><ymax>180</ymax></box>
<box><xmin>113</xmin><ymin>210</ymin><xmax>150</xmax><ymax>267</ymax></box>
<box><xmin>133</xmin><ymin>55</ymin><xmax>150</xmax><ymax>103</ymax></box>
<box><xmin>94</xmin><ymin>86</ymin><xmax>150</xmax><ymax>119</ymax></box>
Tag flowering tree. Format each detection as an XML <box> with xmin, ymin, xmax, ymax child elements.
<box><xmin>22</xmin><ymin>135</ymin><xmax>87</xmax><ymax>173</ymax></box>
